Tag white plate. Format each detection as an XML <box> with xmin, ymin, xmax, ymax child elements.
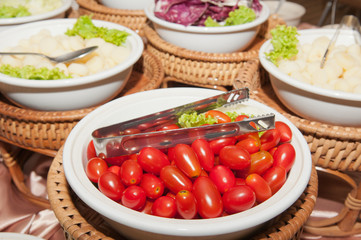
<box><xmin>0</xmin><ymin>233</ymin><xmax>44</xmax><ymax>240</ymax></box>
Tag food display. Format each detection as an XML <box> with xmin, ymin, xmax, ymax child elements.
<box><xmin>0</xmin><ymin>0</ymin><xmax>63</xmax><ymax>18</ymax></box>
<box><xmin>85</xmin><ymin>106</ymin><xmax>296</xmax><ymax>219</ymax></box>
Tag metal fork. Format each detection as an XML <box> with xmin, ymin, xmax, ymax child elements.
<box><xmin>320</xmin><ymin>15</ymin><xmax>361</xmax><ymax>68</ymax></box>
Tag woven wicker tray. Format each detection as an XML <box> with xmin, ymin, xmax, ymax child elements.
<box><xmin>47</xmin><ymin>146</ymin><xmax>318</xmax><ymax>240</ymax></box>
<box><xmin>143</xmin><ymin>15</ymin><xmax>285</xmax><ymax>91</ymax></box>
<box><xmin>0</xmin><ymin>50</ymin><xmax>164</xmax><ymax>158</ymax></box>
<box><xmin>68</xmin><ymin>0</ymin><xmax>147</xmax><ymax>35</ymax></box>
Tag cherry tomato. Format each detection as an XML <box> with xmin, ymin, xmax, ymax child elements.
<box><xmin>191</xmin><ymin>139</ymin><xmax>214</xmax><ymax>171</ymax></box>
<box><xmin>86</xmin><ymin>157</ymin><xmax>108</xmax><ymax>183</ymax></box>
<box><xmin>209</xmin><ymin>165</ymin><xmax>235</xmax><ymax>193</ymax></box>
<box><xmin>122</xmin><ymin>185</ymin><xmax>146</xmax><ymax>211</ymax></box>
<box><xmin>260</xmin><ymin>129</ymin><xmax>281</xmax><ymax>151</ymax></box>
<box><xmin>193</xmin><ymin>176</ymin><xmax>223</xmax><ymax>219</ymax></box>
<box><xmin>273</xmin><ymin>143</ymin><xmax>296</xmax><ymax>172</ymax></box>
<box><xmin>151</xmin><ymin>196</ymin><xmax>177</xmax><ymax>218</ymax></box>
<box><xmin>138</xmin><ymin>147</ymin><xmax>170</xmax><ymax>175</ymax></box>
<box><xmin>222</xmin><ymin>185</ymin><xmax>256</xmax><ymax>214</ymax></box>
<box><xmin>209</xmin><ymin>137</ymin><xmax>237</xmax><ymax>155</ymax></box>
<box><xmin>275</xmin><ymin>121</ymin><xmax>292</xmax><ymax>143</ymax></box>
<box><xmin>103</xmin><ymin>141</ymin><xmax>129</xmax><ymax>166</ymax></box>
<box><xmin>157</xmin><ymin>124</ymin><xmax>180</xmax><ymax>131</ymax></box>
<box><xmin>219</xmin><ymin>145</ymin><xmax>251</xmax><ymax>170</ymax></box>
<box><xmin>235</xmin><ymin>178</ymin><xmax>246</xmax><ymax>186</ymax></box>
<box><xmin>236</xmin><ymin>134</ymin><xmax>261</xmax><ymax>154</ymax></box>
<box><xmin>123</xmin><ymin>128</ymin><xmax>141</xmax><ymax>135</ymax></box>
<box><xmin>175</xmin><ymin>190</ymin><xmax>197</xmax><ymax>219</ymax></box>
<box><xmin>205</xmin><ymin>110</ymin><xmax>231</xmax><ymax>123</ymax></box>
<box><xmin>98</xmin><ymin>172</ymin><xmax>124</xmax><ymax>201</ymax></box>
<box><xmin>174</xmin><ymin>144</ymin><xmax>202</xmax><ymax>178</ymax></box>
<box><xmin>107</xmin><ymin>165</ymin><xmax>121</xmax><ymax>177</ymax></box>
<box><xmin>87</xmin><ymin>140</ymin><xmax>97</xmax><ymax>160</ymax></box>
<box><xmin>245</xmin><ymin>173</ymin><xmax>272</xmax><ymax>203</ymax></box>
<box><xmin>262</xmin><ymin>166</ymin><xmax>287</xmax><ymax>194</ymax></box>
<box><xmin>140</xmin><ymin>199</ymin><xmax>154</xmax><ymax>214</ymax></box>
<box><xmin>120</xmin><ymin>160</ymin><xmax>143</xmax><ymax>186</ymax></box>
<box><xmin>235</xmin><ymin>114</ymin><xmax>249</xmax><ymax>122</ymax></box>
<box><xmin>167</xmin><ymin>147</ymin><xmax>176</xmax><ymax>163</ymax></box>
<box><xmin>249</xmin><ymin>150</ymin><xmax>274</xmax><ymax>175</ymax></box>
<box><xmin>160</xmin><ymin>165</ymin><xmax>192</xmax><ymax>194</ymax></box>
<box><xmin>140</xmin><ymin>173</ymin><xmax>164</xmax><ymax>199</ymax></box>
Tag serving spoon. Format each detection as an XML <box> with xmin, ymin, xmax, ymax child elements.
<box><xmin>0</xmin><ymin>46</ymin><xmax>98</xmax><ymax>63</ymax></box>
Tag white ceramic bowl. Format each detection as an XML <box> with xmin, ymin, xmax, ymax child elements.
<box><xmin>100</xmin><ymin>0</ymin><xmax>152</xmax><ymax>10</ymax></box>
<box><xmin>144</xmin><ymin>2</ymin><xmax>270</xmax><ymax>53</ymax></box>
<box><xmin>63</xmin><ymin>87</ymin><xmax>312</xmax><ymax>240</ymax></box>
<box><xmin>264</xmin><ymin>1</ymin><xmax>305</xmax><ymax>26</ymax></box>
<box><xmin>0</xmin><ymin>18</ymin><xmax>144</xmax><ymax>111</ymax></box>
<box><xmin>259</xmin><ymin>29</ymin><xmax>361</xmax><ymax>127</ymax></box>
<box><xmin>0</xmin><ymin>0</ymin><xmax>72</xmax><ymax>32</ymax></box>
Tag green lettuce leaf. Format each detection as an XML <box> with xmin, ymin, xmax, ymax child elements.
<box><xmin>0</xmin><ymin>64</ymin><xmax>72</xmax><ymax>80</ymax></box>
<box><xmin>0</xmin><ymin>5</ymin><xmax>30</xmax><ymax>18</ymax></box>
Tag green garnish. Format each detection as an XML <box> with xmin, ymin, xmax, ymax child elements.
<box><xmin>65</xmin><ymin>15</ymin><xmax>129</xmax><ymax>46</ymax></box>
<box><xmin>265</xmin><ymin>25</ymin><xmax>299</xmax><ymax>66</ymax></box>
<box><xmin>0</xmin><ymin>64</ymin><xmax>71</xmax><ymax>80</ymax></box>
<box><xmin>0</xmin><ymin>5</ymin><xmax>31</xmax><ymax>18</ymax></box>
<box><xmin>178</xmin><ymin>111</ymin><xmax>241</xmax><ymax>128</ymax></box>
<box><xmin>205</xmin><ymin>5</ymin><xmax>256</xmax><ymax>27</ymax></box>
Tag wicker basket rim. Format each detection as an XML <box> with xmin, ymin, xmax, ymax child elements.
<box><xmin>77</xmin><ymin>0</ymin><xmax>145</xmax><ymax>16</ymax></box>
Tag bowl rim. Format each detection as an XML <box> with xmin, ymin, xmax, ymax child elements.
<box><xmin>259</xmin><ymin>28</ymin><xmax>361</xmax><ymax>102</ymax></box>
<box><xmin>0</xmin><ymin>18</ymin><xmax>144</xmax><ymax>88</ymax></box>
<box><xmin>144</xmin><ymin>1</ymin><xmax>270</xmax><ymax>33</ymax></box>
<box><xmin>0</xmin><ymin>0</ymin><xmax>72</xmax><ymax>25</ymax></box>
<box><xmin>63</xmin><ymin>87</ymin><xmax>312</xmax><ymax>237</ymax></box>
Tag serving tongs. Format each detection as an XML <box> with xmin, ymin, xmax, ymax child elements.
<box><xmin>92</xmin><ymin>88</ymin><xmax>275</xmax><ymax>158</ymax></box>
<box><xmin>320</xmin><ymin>15</ymin><xmax>361</xmax><ymax>68</ymax></box>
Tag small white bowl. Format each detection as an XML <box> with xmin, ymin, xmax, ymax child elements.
<box><xmin>0</xmin><ymin>0</ymin><xmax>72</xmax><ymax>32</ymax></box>
<box><xmin>100</xmin><ymin>0</ymin><xmax>152</xmax><ymax>10</ymax></box>
<box><xmin>144</xmin><ymin>2</ymin><xmax>270</xmax><ymax>53</ymax></box>
<box><xmin>259</xmin><ymin>29</ymin><xmax>361</xmax><ymax>127</ymax></box>
<box><xmin>264</xmin><ymin>1</ymin><xmax>305</xmax><ymax>26</ymax></box>
<box><xmin>63</xmin><ymin>87</ymin><xmax>312</xmax><ymax>240</ymax></box>
<box><xmin>0</xmin><ymin>18</ymin><xmax>144</xmax><ymax>111</ymax></box>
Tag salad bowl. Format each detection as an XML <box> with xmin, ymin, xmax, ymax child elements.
<box><xmin>63</xmin><ymin>87</ymin><xmax>312</xmax><ymax>240</ymax></box>
<box><xmin>144</xmin><ymin>1</ymin><xmax>270</xmax><ymax>53</ymax></box>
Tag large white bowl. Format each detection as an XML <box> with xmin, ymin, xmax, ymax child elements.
<box><xmin>63</xmin><ymin>87</ymin><xmax>312</xmax><ymax>240</ymax></box>
<box><xmin>0</xmin><ymin>18</ymin><xmax>144</xmax><ymax>111</ymax></box>
<box><xmin>264</xmin><ymin>1</ymin><xmax>305</xmax><ymax>26</ymax></box>
<box><xmin>259</xmin><ymin>29</ymin><xmax>361</xmax><ymax>127</ymax></box>
<box><xmin>144</xmin><ymin>2</ymin><xmax>270</xmax><ymax>53</ymax></box>
<box><xmin>0</xmin><ymin>0</ymin><xmax>72</xmax><ymax>32</ymax></box>
<box><xmin>100</xmin><ymin>0</ymin><xmax>152</xmax><ymax>10</ymax></box>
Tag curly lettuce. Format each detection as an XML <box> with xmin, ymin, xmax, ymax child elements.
<box><xmin>0</xmin><ymin>64</ymin><xmax>71</xmax><ymax>80</ymax></box>
<box><xmin>0</xmin><ymin>5</ymin><xmax>31</xmax><ymax>18</ymax></box>
<box><xmin>205</xmin><ymin>5</ymin><xmax>256</xmax><ymax>27</ymax></box>
<box><xmin>265</xmin><ymin>25</ymin><xmax>299</xmax><ymax>66</ymax></box>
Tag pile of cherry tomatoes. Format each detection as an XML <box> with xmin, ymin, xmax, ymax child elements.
<box><xmin>85</xmin><ymin>110</ymin><xmax>295</xmax><ymax>219</ymax></box>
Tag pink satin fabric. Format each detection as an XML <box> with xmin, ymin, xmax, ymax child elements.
<box><xmin>0</xmin><ymin>153</ymin><xmax>65</xmax><ymax>240</ymax></box>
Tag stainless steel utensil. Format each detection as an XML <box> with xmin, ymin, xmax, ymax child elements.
<box><xmin>92</xmin><ymin>88</ymin><xmax>275</xmax><ymax>157</ymax></box>
<box><xmin>0</xmin><ymin>46</ymin><xmax>98</xmax><ymax>63</ymax></box>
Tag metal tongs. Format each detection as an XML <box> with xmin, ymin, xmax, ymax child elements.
<box><xmin>320</xmin><ymin>15</ymin><xmax>361</xmax><ymax>68</ymax></box>
<box><xmin>92</xmin><ymin>88</ymin><xmax>275</xmax><ymax>158</ymax></box>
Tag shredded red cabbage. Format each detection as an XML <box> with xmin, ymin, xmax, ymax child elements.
<box><xmin>154</xmin><ymin>0</ymin><xmax>262</xmax><ymax>26</ymax></box>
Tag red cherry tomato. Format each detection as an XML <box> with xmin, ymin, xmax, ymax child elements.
<box><xmin>219</xmin><ymin>145</ymin><xmax>251</xmax><ymax>170</ymax></box>
<box><xmin>249</xmin><ymin>150</ymin><xmax>274</xmax><ymax>175</ymax></box>
<box><xmin>262</xmin><ymin>166</ymin><xmax>287</xmax><ymax>194</ymax></box>
<box><xmin>107</xmin><ymin>165</ymin><xmax>121</xmax><ymax>177</ymax></box>
<box><xmin>140</xmin><ymin>199</ymin><xmax>154</xmax><ymax>214</ymax></box>
<box><xmin>236</xmin><ymin>133</ymin><xmax>261</xmax><ymax>154</ymax></box>
<box><xmin>157</xmin><ymin>124</ymin><xmax>180</xmax><ymax>131</ymax></box>
<box><xmin>140</xmin><ymin>173</ymin><xmax>164</xmax><ymax>199</ymax></box>
<box><xmin>151</xmin><ymin>196</ymin><xmax>177</xmax><ymax>218</ymax></box>
<box><xmin>103</xmin><ymin>141</ymin><xmax>129</xmax><ymax>166</ymax></box>
<box><xmin>138</xmin><ymin>147</ymin><xmax>170</xmax><ymax>175</ymax></box>
<box><xmin>191</xmin><ymin>139</ymin><xmax>214</xmax><ymax>171</ymax></box>
<box><xmin>245</xmin><ymin>173</ymin><xmax>272</xmax><ymax>203</ymax></box>
<box><xmin>222</xmin><ymin>185</ymin><xmax>256</xmax><ymax>214</ymax></box>
<box><xmin>260</xmin><ymin>129</ymin><xmax>281</xmax><ymax>151</ymax></box>
<box><xmin>160</xmin><ymin>165</ymin><xmax>193</xmax><ymax>194</ymax></box>
<box><xmin>86</xmin><ymin>157</ymin><xmax>108</xmax><ymax>183</ymax></box>
<box><xmin>205</xmin><ymin>110</ymin><xmax>231</xmax><ymax>123</ymax></box>
<box><xmin>235</xmin><ymin>178</ymin><xmax>246</xmax><ymax>186</ymax></box>
<box><xmin>98</xmin><ymin>172</ymin><xmax>124</xmax><ymax>201</ymax></box>
<box><xmin>122</xmin><ymin>185</ymin><xmax>146</xmax><ymax>211</ymax></box>
<box><xmin>275</xmin><ymin>121</ymin><xmax>292</xmax><ymax>143</ymax></box>
<box><xmin>174</xmin><ymin>144</ymin><xmax>202</xmax><ymax>178</ymax></box>
<box><xmin>87</xmin><ymin>140</ymin><xmax>97</xmax><ymax>160</ymax></box>
<box><xmin>193</xmin><ymin>176</ymin><xmax>223</xmax><ymax>219</ymax></box>
<box><xmin>273</xmin><ymin>143</ymin><xmax>296</xmax><ymax>172</ymax></box>
<box><xmin>235</xmin><ymin>114</ymin><xmax>249</xmax><ymax>122</ymax></box>
<box><xmin>209</xmin><ymin>137</ymin><xmax>237</xmax><ymax>155</ymax></box>
<box><xmin>175</xmin><ymin>190</ymin><xmax>197</xmax><ymax>219</ymax></box>
<box><xmin>120</xmin><ymin>160</ymin><xmax>143</xmax><ymax>186</ymax></box>
<box><xmin>209</xmin><ymin>165</ymin><xmax>235</xmax><ymax>193</ymax></box>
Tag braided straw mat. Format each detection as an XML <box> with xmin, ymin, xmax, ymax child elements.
<box><xmin>0</xmin><ymin>51</ymin><xmax>164</xmax><ymax>158</ymax></box>
<box><xmin>47</xmin><ymin>146</ymin><xmax>318</xmax><ymax>240</ymax></box>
